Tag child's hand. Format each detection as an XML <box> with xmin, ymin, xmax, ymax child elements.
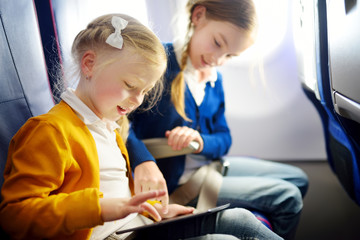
<box><xmin>134</xmin><ymin>161</ymin><xmax>169</xmax><ymax>214</ymax></box>
<box><xmin>165</xmin><ymin>126</ymin><xmax>204</xmax><ymax>153</ymax></box>
<box><xmin>152</xmin><ymin>202</ymin><xmax>195</xmax><ymax>219</ymax></box>
<box><xmin>100</xmin><ymin>190</ymin><xmax>166</xmax><ymax>222</ymax></box>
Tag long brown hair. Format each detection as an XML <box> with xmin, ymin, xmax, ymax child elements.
<box><xmin>171</xmin><ymin>0</ymin><xmax>257</xmax><ymax>121</ymax></box>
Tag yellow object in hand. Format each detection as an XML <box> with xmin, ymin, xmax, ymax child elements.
<box><xmin>142</xmin><ymin>200</ymin><xmax>162</xmax><ymax>221</ymax></box>
<box><xmin>146</xmin><ymin>200</ymin><xmax>162</xmax><ymax>206</ymax></box>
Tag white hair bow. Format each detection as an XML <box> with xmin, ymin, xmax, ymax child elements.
<box><xmin>106</xmin><ymin>16</ymin><xmax>128</xmax><ymax>49</ymax></box>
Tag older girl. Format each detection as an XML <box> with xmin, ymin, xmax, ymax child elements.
<box><xmin>127</xmin><ymin>1</ymin><xmax>308</xmax><ymax>239</ymax></box>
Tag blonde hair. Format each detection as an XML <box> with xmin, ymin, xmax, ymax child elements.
<box><xmin>71</xmin><ymin>14</ymin><xmax>167</xmax><ymax>140</ymax></box>
<box><xmin>171</xmin><ymin>0</ymin><xmax>257</xmax><ymax>121</ymax></box>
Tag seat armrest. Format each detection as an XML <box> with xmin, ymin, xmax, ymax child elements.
<box><xmin>220</xmin><ymin>158</ymin><xmax>230</xmax><ymax>176</ymax></box>
<box><xmin>213</xmin><ymin>158</ymin><xmax>230</xmax><ymax>176</ymax></box>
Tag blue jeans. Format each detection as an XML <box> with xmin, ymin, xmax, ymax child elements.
<box><xmin>217</xmin><ymin>156</ymin><xmax>308</xmax><ymax>239</ymax></box>
<box><xmin>133</xmin><ymin>208</ymin><xmax>283</xmax><ymax>240</ymax></box>
<box><xmin>183</xmin><ymin>235</ymin><xmax>239</xmax><ymax>240</ymax></box>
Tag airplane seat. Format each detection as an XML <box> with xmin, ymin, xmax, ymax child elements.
<box><xmin>0</xmin><ymin>0</ymin><xmax>55</xmax><ymax>237</ymax></box>
<box><xmin>0</xmin><ymin>0</ymin><xmax>55</xmax><ymax>189</ymax></box>
<box><xmin>295</xmin><ymin>0</ymin><xmax>360</xmax><ymax>206</ymax></box>
<box><xmin>34</xmin><ymin>0</ymin><xmax>63</xmax><ymax>102</ymax></box>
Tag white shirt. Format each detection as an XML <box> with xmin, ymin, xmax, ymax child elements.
<box><xmin>61</xmin><ymin>88</ymin><xmax>136</xmax><ymax>240</ymax></box>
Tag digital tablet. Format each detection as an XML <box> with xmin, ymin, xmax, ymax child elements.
<box><xmin>115</xmin><ymin>203</ymin><xmax>230</xmax><ymax>235</ymax></box>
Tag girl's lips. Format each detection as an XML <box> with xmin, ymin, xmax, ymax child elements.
<box><xmin>117</xmin><ymin>106</ymin><xmax>128</xmax><ymax>115</ymax></box>
<box><xmin>201</xmin><ymin>56</ymin><xmax>210</xmax><ymax>68</ymax></box>
<box><xmin>117</xmin><ymin>105</ymin><xmax>135</xmax><ymax>115</ymax></box>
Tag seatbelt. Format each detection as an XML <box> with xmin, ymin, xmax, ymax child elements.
<box><xmin>169</xmin><ymin>161</ymin><xmax>223</xmax><ymax>211</ymax></box>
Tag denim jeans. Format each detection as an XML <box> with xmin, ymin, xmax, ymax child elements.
<box><xmin>216</xmin><ymin>156</ymin><xmax>309</xmax><ymax>239</ymax></box>
<box><xmin>133</xmin><ymin>208</ymin><xmax>283</xmax><ymax>240</ymax></box>
<box><xmin>183</xmin><ymin>234</ymin><xmax>239</xmax><ymax>240</ymax></box>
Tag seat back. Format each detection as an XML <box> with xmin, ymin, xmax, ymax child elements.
<box><xmin>294</xmin><ymin>0</ymin><xmax>360</xmax><ymax>205</ymax></box>
<box><xmin>0</xmin><ymin>0</ymin><xmax>54</xmax><ymax>188</ymax></box>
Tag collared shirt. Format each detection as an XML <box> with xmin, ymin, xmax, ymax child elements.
<box><xmin>61</xmin><ymin>88</ymin><xmax>136</xmax><ymax>239</ymax></box>
<box><xmin>183</xmin><ymin>58</ymin><xmax>218</xmax><ymax>106</ymax></box>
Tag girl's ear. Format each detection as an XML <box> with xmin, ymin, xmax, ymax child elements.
<box><xmin>191</xmin><ymin>5</ymin><xmax>207</xmax><ymax>26</ymax></box>
<box><xmin>81</xmin><ymin>50</ymin><xmax>96</xmax><ymax>77</ymax></box>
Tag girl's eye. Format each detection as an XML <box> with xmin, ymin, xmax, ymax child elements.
<box><xmin>214</xmin><ymin>39</ymin><xmax>221</xmax><ymax>47</ymax></box>
<box><xmin>143</xmin><ymin>88</ymin><xmax>152</xmax><ymax>96</ymax></box>
<box><xmin>125</xmin><ymin>81</ymin><xmax>135</xmax><ymax>89</ymax></box>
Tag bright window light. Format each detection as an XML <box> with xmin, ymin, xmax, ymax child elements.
<box><xmin>227</xmin><ymin>0</ymin><xmax>288</xmax><ymax>65</ymax></box>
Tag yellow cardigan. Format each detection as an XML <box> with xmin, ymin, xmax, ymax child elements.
<box><xmin>0</xmin><ymin>101</ymin><xmax>134</xmax><ymax>240</ymax></box>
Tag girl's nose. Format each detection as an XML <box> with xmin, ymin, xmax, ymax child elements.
<box><xmin>211</xmin><ymin>54</ymin><xmax>226</xmax><ymax>66</ymax></box>
<box><xmin>130</xmin><ymin>92</ymin><xmax>144</xmax><ymax>106</ymax></box>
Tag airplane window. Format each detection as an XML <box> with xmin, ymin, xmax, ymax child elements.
<box><xmin>227</xmin><ymin>0</ymin><xmax>289</xmax><ymax>66</ymax></box>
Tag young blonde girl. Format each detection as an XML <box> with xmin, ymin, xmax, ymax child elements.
<box><xmin>0</xmin><ymin>13</ymin><xmax>282</xmax><ymax>240</ymax></box>
<box><xmin>127</xmin><ymin>0</ymin><xmax>309</xmax><ymax>239</ymax></box>
<box><xmin>0</xmin><ymin>13</ymin><xmax>168</xmax><ymax>240</ymax></box>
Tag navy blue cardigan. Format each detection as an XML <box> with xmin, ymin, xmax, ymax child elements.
<box><xmin>127</xmin><ymin>43</ymin><xmax>232</xmax><ymax>193</ymax></box>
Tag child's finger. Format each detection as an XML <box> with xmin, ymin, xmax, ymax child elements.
<box><xmin>130</xmin><ymin>190</ymin><xmax>166</xmax><ymax>206</ymax></box>
<box><xmin>160</xmin><ymin>204</ymin><xmax>195</xmax><ymax>219</ymax></box>
<box><xmin>140</xmin><ymin>202</ymin><xmax>162</xmax><ymax>222</ymax></box>
<box><xmin>159</xmin><ymin>192</ymin><xmax>169</xmax><ymax>214</ymax></box>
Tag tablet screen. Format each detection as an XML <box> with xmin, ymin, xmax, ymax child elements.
<box><xmin>115</xmin><ymin>203</ymin><xmax>230</xmax><ymax>235</ymax></box>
